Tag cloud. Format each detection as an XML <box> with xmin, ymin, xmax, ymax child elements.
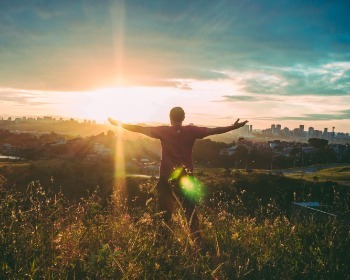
<box><xmin>222</xmin><ymin>95</ymin><xmax>259</xmax><ymax>102</ymax></box>
<box><xmin>219</xmin><ymin>95</ymin><xmax>283</xmax><ymax>102</ymax></box>
<box><xmin>217</xmin><ymin>95</ymin><xmax>263</xmax><ymax>102</ymax></box>
<box><xmin>175</xmin><ymin>82</ymin><xmax>192</xmax><ymax>90</ymax></box>
<box><xmin>279</xmin><ymin>63</ymin><xmax>350</xmax><ymax>96</ymax></box>
<box><xmin>1</xmin><ymin>1</ymin><xmax>350</xmax><ymax>92</ymax></box>
<box><xmin>0</xmin><ymin>88</ymin><xmax>49</xmax><ymax>105</ymax></box>
<box><xmin>268</xmin><ymin>109</ymin><xmax>350</xmax><ymax>121</ymax></box>
<box><xmin>219</xmin><ymin>61</ymin><xmax>350</xmax><ymax>97</ymax></box>
<box><xmin>240</xmin><ymin>73</ymin><xmax>288</xmax><ymax>95</ymax></box>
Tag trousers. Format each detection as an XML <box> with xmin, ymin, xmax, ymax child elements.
<box><xmin>156</xmin><ymin>175</ymin><xmax>199</xmax><ymax>233</ymax></box>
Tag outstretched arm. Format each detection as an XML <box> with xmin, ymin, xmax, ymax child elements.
<box><xmin>206</xmin><ymin>119</ymin><xmax>248</xmax><ymax>136</ymax></box>
<box><xmin>108</xmin><ymin>118</ymin><xmax>155</xmax><ymax>137</ymax></box>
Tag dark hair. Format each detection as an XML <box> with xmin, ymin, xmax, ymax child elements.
<box><xmin>169</xmin><ymin>107</ymin><xmax>185</xmax><ymax>122</ymax></box>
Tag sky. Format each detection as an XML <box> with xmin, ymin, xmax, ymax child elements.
<box><xmin>1</xmin><ymin>0</ymin><xmax>350</xmax><ymax>133</ymax></box>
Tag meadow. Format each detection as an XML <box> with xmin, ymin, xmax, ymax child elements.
<box><xmin>1</xmin><ymin>168</ymin><xmax>349</xmax><ymax>279</ymax></box>
<box><xmin>284</xmin><ymin>165</ymin><xmax>350</xmax><ymax>186</ymax></box>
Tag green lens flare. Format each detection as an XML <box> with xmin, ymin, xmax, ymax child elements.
<box><xmin>179</xmin><ymin>176</ymin><xmax>203</xmax><ymax>202</ymax></box>
<box><xmin>170</xmin><ymin>167</ymin><xmax>204</xmax><ymax>202</ymax></box>
<box><xmin>170</xmin><ymin>167</ymin><xmax>184</xmax><ymax>180</ymax></box>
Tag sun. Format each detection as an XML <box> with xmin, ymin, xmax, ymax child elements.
<box><xmin>77</xmin><ymin>87</ymin><xmax>166</xmax><ymax>123</ymax></box>
<box><xmin>72</xmin><ymin>83</ymin><xmax>219</xmax><ymax>126</ymax></box>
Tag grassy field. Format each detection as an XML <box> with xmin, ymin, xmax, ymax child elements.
<box><xmin>1</xmin><ymin>172</ymin><xmax>349</xmax><ymax>279</ymax></box>
<box><xmin>283</xmin><ymin>165</ymin><xmax>350</xmax><ymax>186</ymax></box>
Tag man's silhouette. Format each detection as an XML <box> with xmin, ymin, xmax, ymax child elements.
<box><xmin>109</xmin><ymin>107</ymin><xmax>248</xmax><ymax>235</ymax></box>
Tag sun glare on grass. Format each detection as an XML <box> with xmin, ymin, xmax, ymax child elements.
<box><xmin>114</xmin><ymin>123</ymin><xmax>125</xmax><ymax>205</ymax></box>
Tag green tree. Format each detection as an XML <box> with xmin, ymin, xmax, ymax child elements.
<box><xmin>308</xmin><ymin>138</ymin><xmax>328</xmax><ymax>149</ymax></box>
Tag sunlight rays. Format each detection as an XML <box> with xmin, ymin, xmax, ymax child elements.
<box><xmin>109</xmin><ymin>0</ymin><xmax>126</xmax><ymax>86</ymax></box>
<box><xmin>113</xmin><ymin>123</ymin><xmax>126</xmax><ymax>205</ymax></box>
<box><xmin>109</xmin><ymin>0</ymin><xmax>127</xmax><ymax>204</ymax></box>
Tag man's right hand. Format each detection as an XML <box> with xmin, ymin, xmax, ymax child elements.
<box><xmin>108</xmin><ymin>117</ymin><xmax>120</xmax><ymax>126</ymax></box>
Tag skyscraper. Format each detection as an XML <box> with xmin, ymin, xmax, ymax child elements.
<box><xmin>308</xmin><ymin>127</ymin><xmax>314</xmax><ymax>138</ymax></box>
<box><xmin>271</xmin><ymin>124</ymin><xmax>276</xmax><ymax>135</ymax></box>
<box><xmin>276</xmin><ymin>124</ymin><xmax>281</xmax><ymax>135</ymax></box>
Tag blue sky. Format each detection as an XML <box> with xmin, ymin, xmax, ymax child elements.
<box><xmin>1</xmin><ymin>0</ymin><xmax>350</xmax><ymax>132</ymax></box>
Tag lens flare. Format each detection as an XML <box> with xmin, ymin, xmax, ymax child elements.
<box><xmin>170</xmin><ymin>167</ymin><xmax>204</xmax><ymax>202</ymax></box>
<box><xmin>179</xmin><ymin>176</ymin><xmax>203</xmax><ymax>202</ymax></box>
<box><xmin>114</xmin><ymin>124</ymin><xmax>125</xmax><ymax>205</ymax></box>
<box><xmin>170</xmin><ymin>167</ymin><xmax>184</xmax><ymax>180</ymax></box>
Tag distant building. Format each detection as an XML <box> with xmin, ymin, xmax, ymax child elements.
<box><xmin>313</xmin><ymin>130</ymin><xmax>322</xmax><ymax>138</ymax></box>
<box><xmin>308</xmin><ymin>127</ymin><xmax>314</xmax><ymax>138</ymax></box>
<box><xmin>238</xmin><ymin>125</ymin><xmax>250</xmax><ymax>137</ymax></box>
<box><xmin>281</xmin><ymin>127</ymin><xmax>290</xmax><ymax>137</ymax></box>
<box><xmin>276</xmin><ymin>124</ymin><xmax>281</xmax><ymax>135</ymax></box>
<box><xmin>93</xmin><ymin>143</ymin><xmax>112</xmax><ymax>157</ymax></box>
<box><xmin>271</xmin><ymin>124</ymin><xmax>276</xmax><ymax>135</ymax></box>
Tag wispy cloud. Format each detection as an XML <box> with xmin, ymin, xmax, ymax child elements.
<box><xmin>217</xmin><ymin>61</ymin><xmax>350</xmax><ymax>97</ymax></box>
<box><xmin>0</xmin><ymin>88</ymin><xmax>49</xmax><ymax>105</ymax></box>
<box><xmin>219</xmin><ymin>95</ymin><xmax>283</xmax><ymax>102</ymax></box>
<box><xmin>266</xmin><ymin>109</ymin><xmax>350</xmax><ymax>121</ymax></box>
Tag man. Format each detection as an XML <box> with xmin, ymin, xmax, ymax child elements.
<box><xmin>108</xmin><ymin>107</ymin><xmax>248</xmax><ymax>234</ymax></box>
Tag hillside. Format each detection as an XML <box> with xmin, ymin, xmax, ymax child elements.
<box><xmin>1</xmin><ymin>169</ymin><xmax>349</xmax><ymax>279</ymax></box>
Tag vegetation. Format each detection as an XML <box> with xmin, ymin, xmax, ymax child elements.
<box><xmin>1</xmin><ymin>120</ymin><xmax>349</xmax><ymax>278</ymax></box>
<box><xmin>1</xmin><ymin>171</ymin><xmax>349</xmax><ymax>279</ymax></box>
<box><xmin>285</xmin><ymin>165</ymin><xmax>350</xmax><ymax>185</ymax></box>
<box><xmin>0</xmin><ymin>119</ymin><xmax>107</xmax><ymax>137</ymax></box>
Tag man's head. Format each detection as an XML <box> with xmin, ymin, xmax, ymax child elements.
<box><xmin>170</xmin><ymin>107</ymin><xmax>185</xmax><ymax>125</ymax></box>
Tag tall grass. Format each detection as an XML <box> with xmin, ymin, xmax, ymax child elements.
<box><xmin>1</xmin><ymin>179</ymin><xmax>349</xmax><ymax>279</ymax></box>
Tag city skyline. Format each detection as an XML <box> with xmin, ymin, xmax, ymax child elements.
<box><xmin>1</xmin><ymin>114</ymin><xmax>350</xmax><ymax>136</ymax></box>
<box><xmin>1</xmin><ymin>1</ymin><xmax>350</xmax><ymax>131</ymax></box>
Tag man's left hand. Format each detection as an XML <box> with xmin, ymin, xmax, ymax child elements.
<box><xmin>233</xmin><ymin>119</ymin><xmax>249</xmax><ymax>129</ymax></box>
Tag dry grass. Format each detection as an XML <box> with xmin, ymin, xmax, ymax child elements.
<box><xmin>1</xmin><ymin>178</ymin><xmax>349</xmax><ymax>279</ymax></box>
